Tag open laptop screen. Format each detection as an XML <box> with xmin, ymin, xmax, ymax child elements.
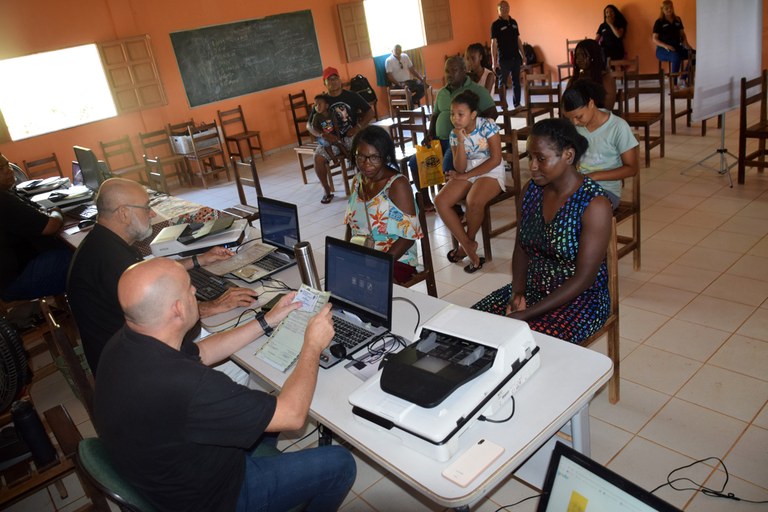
<box><xmin>324</xmin><ymin>237</ymin><xmax>393</xmax><ymax>330</ymax></box>
<box><xmin>257</xmin><ymin>196</ymin><xmax>300</xmax><ymax>252</ymax></box>
<box><xmin>537</xmin><ymin>442</ymin><xmax>681</xmax><ymax>512</ymax></box>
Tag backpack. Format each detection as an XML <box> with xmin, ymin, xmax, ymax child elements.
<box><xmin>349</xmin><ymin>74</ymin><xmax>377</xmax><ymax>103</ymax></box>
<box><xmin>523</xmin><ymin>43</ymin><xmax>537</xmax><ymax>64</ymax></box>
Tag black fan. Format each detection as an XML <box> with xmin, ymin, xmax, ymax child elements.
<box><xmin>0</xmin><ymin>318</ymin><xmax>29</xmax><ymax>414</ymax></box>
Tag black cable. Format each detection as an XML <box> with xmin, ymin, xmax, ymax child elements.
<box><xmin>279</xmin><ymin>426</ymin><xmax>319</xmax><ymax>453</ymax></box>
<box><xmin>392</xmin><ymin>296</ymin><xmax>420</xmax><ymax>333</ymax></box>
<box><xmin>233</xmin><ymin>308</ymin><xmax>259</xmax><ymax>328</ymax></box>
<box><xmin>650</xmin><ymin>456</ymin><xmax>768</xmax><ymax>504</ymax></box>
<box><xmin>478</xmin><ymin>395</ymin><xmax>515</xmax><ymax>424</ymax></box>
<box><xmin>494</xmin><ymin>493</ymin><xmax>544</xmax><ymax>510</ymax></box>
<box><xmin>235</xmin><ymin>238</ymin><xmax>262</xmax><ymax>253</ymax></box>
<box><xmin>259</xmin><ymin>277</ymin><xmax>293</xmax><ymax>291</ymax></box>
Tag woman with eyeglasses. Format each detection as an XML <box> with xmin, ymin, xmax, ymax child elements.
<box><xmin>343</xmin><ymin>125</ymin><xmax>422</xmax><ymax>284</ymax></box>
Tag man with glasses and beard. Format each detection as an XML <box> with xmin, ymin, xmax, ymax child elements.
<box><xmin>67</xmin><ymin>178</ymin><xmax>257</xmax><ymax>375</ymax></box>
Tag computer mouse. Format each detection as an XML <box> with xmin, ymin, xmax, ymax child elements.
<box><xmin>78</xmin><ymin>218</ymin><xmax>96</xmax><ymax>229</ymax></box>
<box><xmin>329</xmin><ymin>344</ymin><xmax>347</xmax><ymax>360</ymax></box>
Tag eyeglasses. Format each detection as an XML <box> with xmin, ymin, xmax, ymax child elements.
<box><xmin>355</xmin><ymin>154</ymin><xmax>382</xmax><ymax>166</ymax></box>
<box><xmin>114</xmin><ymin>203</ymin><xmax>152</xmax><ymax>213</ymax></box>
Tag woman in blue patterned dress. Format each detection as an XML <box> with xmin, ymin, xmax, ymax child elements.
<box><xmin>472</xmin><ymin>118</ymin><xmax>612</xmax><ymax>343</ymax></box>
<box><xmin>344</xmin><ymin>125</ymin><xmax>423</xmax><ymax>284</ymax></box>
<box><xmin>435</xmin><ymin>90</ymin><xmax>505</xmax><ymax>274</ymax></box>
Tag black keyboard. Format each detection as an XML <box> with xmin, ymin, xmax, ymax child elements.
<box><xmin>255</xmin><ymin>253</ymin><xmax>286</xmax><ymax>272</ymax></box>
<box><xmin>188</xmin><ymin>267</ymin><xmax>235</xmax><ymax>301</ymax></box>
<box><xmin>332</xmin><ymin>316</ymin><xmax>373</xmax><ymax>348</ymax></box>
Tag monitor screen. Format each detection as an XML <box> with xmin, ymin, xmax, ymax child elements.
<box><xmin>257</xmin><ymin>196</ymin><xmax>300</xmax><ymax>251</ymax></box>
<box><xmin>73</xmin><ymin>146</ymin><xmax>104</xmax><ymax>191</ymax></box>
<box><xmin>324</xmin><ymin>236</ymin><xmax>393</xmax><ymax>329</ymax></box>
<box><xmin>538</xmin><ymin>442</ymin><xmax>681</xmax><ymax>512</ymax></box>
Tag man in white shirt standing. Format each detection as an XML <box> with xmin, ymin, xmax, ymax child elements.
<box><xmin>385</xmin><ymin>44</ymin><xmax>426</xmax><ymax>105</ymax></box>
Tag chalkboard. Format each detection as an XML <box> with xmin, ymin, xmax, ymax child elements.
<box><xmin>170</xmin><ymin>10</ymin><xmax>323</xmax><ymax>107</ymax></box>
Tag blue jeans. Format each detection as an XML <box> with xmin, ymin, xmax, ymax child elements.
<box><xmin>236</xmin><ymin>445</ymin><xmax>356</xmax><ymax>512</ymax></box>
<box><xmin>656</xmin><ymin>46</ymin><xmax>689</xmax><ymax>75</ymax></box>
<box><xmin>408</xmin><ymin>139</ymin><xmax>453</xmax><ymax>198</ymax></box>
<box><xmin>1</xmin><ymin>247</ymin><xmax>71</xmax><ymax>301</ymax></box>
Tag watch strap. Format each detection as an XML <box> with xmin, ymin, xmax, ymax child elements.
<box><xmin>256</xmin><ymin>311</ymin><xmax>273</xmax><ymax>336</ymax></box>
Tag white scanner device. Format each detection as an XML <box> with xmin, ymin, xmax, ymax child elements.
<box><xmin>348</xmin><ymin>304</ymin><xmax>541</xmax><ymax>461</ymax></box>
<box><xmin>150</xmin><ymin>218</ymin><xmax>247</xmax><ymax>257</ymax></box>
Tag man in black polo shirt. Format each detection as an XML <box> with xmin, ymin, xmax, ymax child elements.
<box><xmin>307</xmin><ymin>66</ymin><xmax>375</xmax><ymax>205</ymax></box>
<box><xmin>491</xmin><ymin>0</ymin><xmax>527</xmax><ymax>108</ymax></box>
<box><xmin>95</xmin><ymin>258</ymin><xmax>355</xmax><ymax>512</ymax></box>
<box><xmin>67</xmin><ymin>178</ymin><xmax>258</xmax><ymax>374</ymax></box>
<box><xmin>0</xmin><ymin>153</ymin><xmax>71</xmax><ymax>301</ymax></box>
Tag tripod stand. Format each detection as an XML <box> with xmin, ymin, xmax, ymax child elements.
<box><xmin>680</xmin><ymin>113</ymin><xmax>735</xmax><ymax>188</ymax></box>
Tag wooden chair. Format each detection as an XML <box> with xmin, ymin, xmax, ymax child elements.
<box><xmin>388</xmin><ymin>87</ymin><xmax>412</xmax><ymax>118</ymax></box>
<box><xmin>217</xmin><ymin>105</ymin><xmax>265</xmax><ymax>162</ymax></box>
<box><xmin>621</xmin><ymin>70</ymin><xmax>665</xmax><ymax>167</ymax></box>
<box><xmin>737</xmin><ymin>69</ymin><xmax>768</xmax><ymax>185</ymax></box>
<box><xmin>522</xmin><ymin>73</ymin><xmax>559</xmax><ymax>126</ymax></box>
<box><xmin>400</xmin><ymin>191</ymin><xmax>437</xmax><ymax>297</ymax></box>
<box><xmin>614</xmin><ymin>167</ymin><xmax>640</xmax><ymax>270</ymax></box>
<box><xmin>293</xmin><ymin>146</ymin><xmax>352</xmax><ymax>196</ymax></box>
<box><xmin>393</xmin><ymin>107</ymin><xmax>428</xmax><ymax>153</ymax></box>
<box><xmin>139</xmin><ymin>128</ymin><xmax>189</xmax><ymax>194</ymax></box>
<box><xmin>450</xmin><ymin>130</ymin><xmax>522</xmax><ymax>262</ymax></box>
<box><xmin>167</xmin><ymin>118</ymin><xmax>196</xmax><ymax>137</ymax></box>
<box><xmin>99</xmin><ymin>136</ymin><xmax>148</xmax><ymax>184</ymax></box>
<box><xmin>667</xmin><ymin>60</ymin><xmax>719</xmax><ymax>136</ymax></box>
<box><xmin>583</xmin><ymin>217</ymin><xmax>620</xmax><ymax>404</ymax></box>
<box><xmin>223</xmin><ymin>157</ymin><xmax>261</xmax><ymax>225</ymax></box>
<box><xmin>22</xmin><ymin>153</ymin><xmax>63</xmax><ymax>179</ymax></box>
<box><xmin>288</xmin><ymin>90</ymin><xmax>314</xmax><ymax>146</ymax></box>
<box><xmin>609</xmin><ymin>56</ymin><xmax>639</xmax><ymax>116</ymax></box>
<box><xmin>184</xmin><ymin>121</ymin><xmax>231</xmax><ymax>189</ymax></box>
<box><xmin>557</xmin><ymin>38</ymin><xmax>583</xmax><ymax>84</ymax></box>
<box><xmin>39</xmin><ymin>297</ymin><xmax>95</xmax><ymax>419</ymax></box>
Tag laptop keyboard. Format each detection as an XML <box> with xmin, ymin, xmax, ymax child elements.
<box><xmin>332</xmin><ymin>316</ymin><xmax>374</xmax><ymax>349</ymax></box>
<box><xmin>188</xmin><ymin>266</ymin><xmax>235</xmax><ymax>301</ymax></box>
<box><xmin>255</xmin><ymin>252</ymin><xmax>287</xmax><ymax>272</ymax></box>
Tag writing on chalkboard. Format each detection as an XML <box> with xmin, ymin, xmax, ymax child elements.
<box><xmin>170</xmin><ymin>10</ymin><xmax>323</xmax><ymax>107</ymax></box>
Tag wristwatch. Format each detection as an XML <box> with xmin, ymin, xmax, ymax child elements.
<box><xmin>191</xmin><ymin>254</ymin><xmax>201</xmax><ymax>268</ymax></box>
<box><xmin>256</xmin><ymin>311</ymin><xmax>273</xmax><ymax>337</ymax></box>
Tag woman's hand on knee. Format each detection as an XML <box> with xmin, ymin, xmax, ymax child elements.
<box><xmin>506</xmin><ymin>292</ymin><xmax>526</xmax><ymax>316</ymax></box>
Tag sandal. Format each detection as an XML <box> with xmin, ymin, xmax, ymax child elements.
<box><xmin>447</xmin><ymin>248</ymin><xmax>465</xmax><ymax>263</ymax></box>
<box><xmin>463</xmin><ymin>257</ymin><xmax>486</xmax><ymax>274</ymax></box>
<box><xmin>320</xmin><ymin>193</ymin><xmax>334</xmax><ymax>204</ymax></box>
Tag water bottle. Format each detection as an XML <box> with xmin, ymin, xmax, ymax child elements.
<box><xmin>11</xmin><ymin>400</ymin><xmax>58</xmax><ymax>467</ymax></box>
<box><xmin>294</xmin><ymin>241</ymin><xmax>321</xmax><ymax>289</ymax></box>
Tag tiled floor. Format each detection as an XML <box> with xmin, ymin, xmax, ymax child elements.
<box><xmin>11</xmin><ymin>101</ymin><xmax>768</xmax><ymax>511</ymax></box>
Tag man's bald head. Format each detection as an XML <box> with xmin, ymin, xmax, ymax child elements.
<box><xmin>118</xmin><ymin>258</ymin><xmax>196</xmax><ymax>337</ymax></box>
<box><xmin>96</xmin><ymin>178</ymin><xmax>147</xmax><ymax>216</ymax></box>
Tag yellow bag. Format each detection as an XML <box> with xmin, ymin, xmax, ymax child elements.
<box><xmin>416</xmin><ymin>140</ymin><xmax>445</xmax><ymax>187</ymax></box>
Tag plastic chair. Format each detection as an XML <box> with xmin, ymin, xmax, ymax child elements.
<box><xmin>23</xmin><ymin>153</ymin><xmax>63</xmax><ymax>179</ymax></box>
<box><xmin>77</xmin><ymin>438</ymin><xmax>158</xmax><ymax>512</ymax></box>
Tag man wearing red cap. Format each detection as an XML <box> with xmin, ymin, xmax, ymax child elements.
<box><xmin>307</xmin><ymin>66</ymin><xmax>374</xmax><ymax>204</ymax></box>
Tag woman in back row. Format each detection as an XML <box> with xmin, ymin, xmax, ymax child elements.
<box><xmin>652</xmin><ymin>0</ymin><xmax>693</xmax><ymax>78</ymax></box>
<box><xmin>596</xmin><ymin>4</ymin><xmax>627</xmax><ymax>62</ymax></box>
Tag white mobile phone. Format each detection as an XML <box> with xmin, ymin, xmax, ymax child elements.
<box><xmin>441</xmin><ymin>439</ymin><xmax>504</xmax><ymax>487</ymax></box>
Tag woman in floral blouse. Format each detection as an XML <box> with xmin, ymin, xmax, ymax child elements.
<box><xmin>344</xmin><ymin>125</ymin><xmax>423</xmax><ymax>284</ymax></box>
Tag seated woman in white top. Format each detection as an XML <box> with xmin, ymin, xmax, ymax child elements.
<box><xmin>465</xmin><ymin>43</ymin><xmax>495</xmax><ymax>95</ymax></box>
<box><xmin>561</xmin><ymin>79</ymin><xmax>639</xmax><ymax>210</ymax></box>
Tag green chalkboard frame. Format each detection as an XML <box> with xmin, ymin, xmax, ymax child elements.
<box><xmin>170</xmin><ymin>10</ymin><xmax>322</xmax><ymax>107</ymax></box>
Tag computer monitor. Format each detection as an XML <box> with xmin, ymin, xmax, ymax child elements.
<box><xmin>73</xmin><ymin>146</ymin><xmax>108</xmax><ymax>191</ymax></box>
<box><xmin>537</xmin><ymin>442</ymin><xmax>681</xmax><ymax>512</ymax></box>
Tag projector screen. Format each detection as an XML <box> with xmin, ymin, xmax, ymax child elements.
<box><xmin>693</xmin><ymin>0</ymin><xmax>762</xmax><ymax>122</ymax></box>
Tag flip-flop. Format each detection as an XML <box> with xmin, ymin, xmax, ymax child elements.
<box><xmin>463</xmin><ymin>257</ymin><xmax>486</xmax><ymax>274</ymax></box>
<box><xmin>447</xmin><ymin>248</ymin><xmax>465</xmax><ymax>263</ymax></box>
<box><xmin>320</xmin><ymin>193</ymin><xmax>334</xmax><ymax>204</ymax></box>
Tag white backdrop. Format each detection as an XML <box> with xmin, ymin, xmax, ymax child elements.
<box><xmin>693</xmin><ymin>0</ymin><xmax>762</xmax><ymax>122</ymax></box>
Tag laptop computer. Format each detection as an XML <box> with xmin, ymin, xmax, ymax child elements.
<box><xmin>537</xmin><ymin>442</ymin><xmax>681</xmax><ymax>512</ymax></box>
<box><xmin>320</xmin><ymin>236</ymin><xmax>394</xmax><ymax>369</ymax></box>
<box><xmin>229</xmin><ymin>196</ymin><xmax>300</xmax><ymax>283</ymax></box>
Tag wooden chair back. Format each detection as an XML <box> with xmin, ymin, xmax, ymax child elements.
<box><xmin>621</xmin><ymin>70</ymin><xmax>665</xmax><ymax>167</ymax></box>
<box><xmin>609</xmin><ymin>56</ymin><xmax>639</xmax><ymax>115</ymax></box>
<box><xmin>99</xmin><ymin>135</ymin><xmax>147</xmax><ymax>183</ymax></box>
<box><xmin>614</xmin><ymin>167</ymin><xmax>641</xmax><ymax>270</ymax></box>
<box><xmin>398</xmin><ymin>191</ymin><xmax>437</xmax><ymax>297</ymax></box>
<box><xmin>217</xmin><ymin>105</ymin><xmax>264</xmax><ymax>162</ymax></box>
<box><xmin>230</xmin><ymin>156</ymin><xmax>263</xmax><ymax>204</ymax></box>
<box><xmin>217</xmin><ymin>105</ymin><xmax>249</xmax><ymax>138</ymax></box>
<box><xmin>139</xmin><ymin>128</ymin><xmax>188</xmax><ymax>193</ymax></box>
<box><xmin>388</xmin><ymin>87</ymin><xmax>412</xmax><ymax>118</ymax></box>
<box><xmin>289</xmin><ymin>89</ymin><xmax>314</xmax><ymax>146</ymax></box>
<box><xmin>524</xmin><ymin>73</ymin><xmax>559</xmax><ymax>125</ymax></box>
<box><xmin>394</xmin><ymin>107</ymin><xmax>428</xmax><ymax>152</ymax></box>
<box><xmin>737</xmin><ymin>69</ymin><xmax>768</xmax><ymax>184</ymax></box>
<box><xmin>186</xmin><ymin>121</ymin><xmax>230</xmax><ymax>189</ymax></box>
<box><xmin>557</xmin><ymin>37</ymin><xmax>584</xmax><ymax>83</ymax></box>
<box><xmin>167</xmin><ymin>118</ymin><xmax>196</xmax><ymax>137</ymax></box>
<box><xmin>583</xmin><ymin>217</ymin><xmax>620</xmax><ymax>404</ymax></box>
<box><xmin>23</xmin><ymin>153</ymin><xmax>63</xmax><ymax>179</ymax></box>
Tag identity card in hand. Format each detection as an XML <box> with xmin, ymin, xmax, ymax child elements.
<box><xmin>255</xmin><ymin>284</ymin><xmax>329</xmax><ymax>371</ymax></box>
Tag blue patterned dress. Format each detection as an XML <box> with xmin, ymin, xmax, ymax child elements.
<box><xmin>472</xmin><ymin>177</ymin><xmax>610</xmax><ymax>343</ymax></box>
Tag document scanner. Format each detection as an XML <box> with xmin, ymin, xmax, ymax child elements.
<box><xmin>348</xmin><ymin>304</ymin><xmax>540</xmax><ymax>461</ymax></box>
<box><xmin>150</xmin><ymin>218</ymin><xmax>247</xmax><ymax>257</ymax></box>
